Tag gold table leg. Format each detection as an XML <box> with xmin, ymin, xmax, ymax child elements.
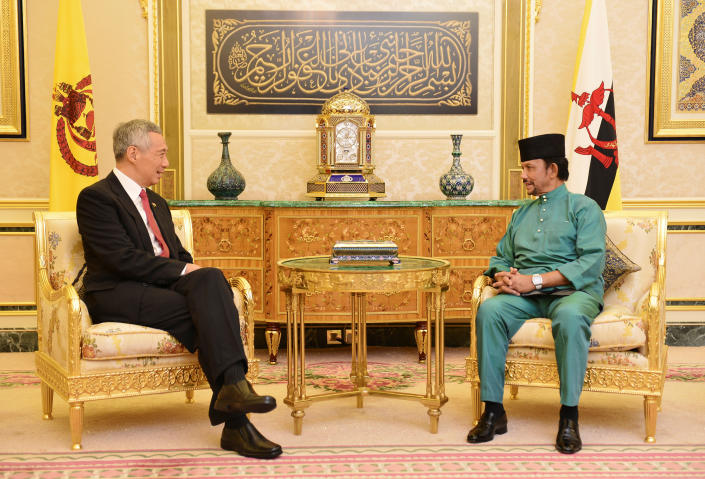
<box><xmin>350</xmin><ymin>293</ymin><xmax>369</xmax><ymax>408</ymax></box>
<box><xmin>284</xmin><ymin>290</ymin><xmax>310</xmax><ymax>435</ymax></box>
<box><xmin>423</xmin><ymin>290</ymin><xmax>447</xmax><ymax>433</ymax></box>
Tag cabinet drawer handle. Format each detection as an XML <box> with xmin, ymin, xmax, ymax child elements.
<box><xmin>462</xmin><ymin>238</ymin><xmax>476</xmax><ymax>251</ymax></box>
<box><xmin>218</xmin><ymin>238</ymin><xmax>232</xmax><ymax>252</ymax></box>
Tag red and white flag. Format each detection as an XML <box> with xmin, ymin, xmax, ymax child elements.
<box><xmin>565</xmin><ymin>0</ymin><xmax>622</xmax><ymax>210</ymax></box>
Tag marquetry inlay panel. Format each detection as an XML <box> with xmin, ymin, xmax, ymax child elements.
<box><xmin>446</xmin><ymin>267</ymin><xmax>486</xmax><ymax>310</ymax></box>
<box><xmin>277</xmin><ymin>290</ymin><xmax>417</xmax><ymax>315</ymax></box>
<box><xmin>432</xmin><ymin>214</ymin><xmax>509</xmax><ymax>257</ymax></box>
<box><xmin>179</xmin><ymin>203</ymin><xmax>518</xmax><ymax>324</ymax></box>
<box><xmin>278</xmin><ymin>216</ymin><xmax>418</xmax><ymax>258</ymax></box>
<box><xmin>191</xmin><ymin>215</ymin><xmax>262</xmax><ymax>258</ymax></box>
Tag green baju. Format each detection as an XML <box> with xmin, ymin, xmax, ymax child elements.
<box><xmin>477</xmin><ymin>184</ymin><xmax>606</xmax><ymax>406</ymax></box>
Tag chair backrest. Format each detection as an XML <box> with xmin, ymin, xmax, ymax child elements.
<box><xmin>602</xmin><ymin>210</ymin><xmax>667</xmax><ymax>313</ymax></box>
<box><xmin>34</xmin><ymin>209</ymin><xmax>194</xmax><ymax>291</ymax></box>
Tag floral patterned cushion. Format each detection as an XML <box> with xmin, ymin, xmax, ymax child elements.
<box><xmin>603</xmin><ymin>234</ymin><xmax>641</xmax><ymax>292</ymax></box>
<box><xmin>508</xmin><ymin>304</ymin><xmax>646</xmax><ymax>352</ymax></box>
<box><xmin>81</xmin><ymin>322</ymin><xmax>190</xmax><ymax>360</ymax></box>
<box><xmin>506</xmin><ymin>346</ymin><xmax>648</xmax><ymax>369</ymax></box>
<box><xmin>602</xmin><ymin>216</ymin><xmax>658</xmax><ymax>314</ymax></box>
<box><xmin>80</xmin><ymin>352</ymin><xmax>200</xmax><ymax>373</ymax></box>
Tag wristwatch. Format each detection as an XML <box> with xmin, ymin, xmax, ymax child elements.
<box><xmin>532</xmin><ymin>274</ymin><xmax>543</xmax><ymax>290</ymax></box>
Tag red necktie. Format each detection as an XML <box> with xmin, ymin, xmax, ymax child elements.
<box><xmin>139</xmin><ymin>189</ymin><xmax>170</xmax><ymax>258</ymax></box>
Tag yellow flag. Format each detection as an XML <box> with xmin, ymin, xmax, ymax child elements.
<box><xmin>49</xmin><ymin>0</ymin><xmax>98</xmax><ymax>211</ymax></box>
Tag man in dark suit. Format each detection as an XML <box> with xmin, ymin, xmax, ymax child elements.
<box><xmin>76</xmin><ymin>119</ymin><xmax>281</xmax><ymax>459</ymax></box>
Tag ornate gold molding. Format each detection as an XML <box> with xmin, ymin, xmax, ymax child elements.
<box><xmin>500</xmin><ymin>0</ymin><xmax>533</xmax><ymax>200</ymax></box>
<box><xmin>152</xmin><ymin>0</ymin><xmax>184</xmax><ymax>200</ymax></box>
<box><xmin>623</xmin><ymin>199</ymin><xmax>705</xmax><ymax>209</ymax></box>
<box><xmin>139</xmin><ymin>0</ymin><xmax>147</xmax><ymax>19</ymax></box>
<box><xmin>0</xmin><ymin>199</ymin><xmax>49</xmax><ymax>209</ymax></box>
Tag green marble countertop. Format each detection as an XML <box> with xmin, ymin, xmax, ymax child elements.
<box><xmin>169</xmin><ymin>199</ymin><xmax>526</xmax><ymax>208</ymax></box>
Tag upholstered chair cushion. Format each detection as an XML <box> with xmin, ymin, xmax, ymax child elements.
<box><xmin>508</xmin><ymin>304</ymin><xmax>646</xmax><ymax>352</ymax></box>
<box><xmin>506</xmin><ymin>346</ymin><xmax>649</xmax><ymax>369</ymax></box>
<box><xmin>81</xmin><ymin>322</ymin><xmax>190</xmax><ymax>360</ymax></box>
<box><xmin>603</xmin><ymin>234</ymin><xmax>641</xmax><ymax>292</ymax></box>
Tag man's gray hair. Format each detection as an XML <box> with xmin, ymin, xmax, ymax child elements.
<box><xmin>113</xmin><ymin>119</ymin><xmax>163</xmax><ymax>160</ymax></box>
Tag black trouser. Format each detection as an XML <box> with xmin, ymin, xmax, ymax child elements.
<box><xmin>85</xmin><ymin>267</ymin><xmax>247</xmax><ymax>425</ymax></box>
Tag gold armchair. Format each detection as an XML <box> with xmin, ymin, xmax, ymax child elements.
<box><xmin>466</xmin><ymin>210</ymin><xmax>668</xmax><ymax>442</ymax></box>
<box><xmin>33</xmin><ymin>209</ymin><xmax>259</xmax><ymax>450</ymax></box>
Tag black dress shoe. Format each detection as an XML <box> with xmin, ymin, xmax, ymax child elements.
<box><xmin>467</xmin><ymin>411</ymin><xmax>508</xmax><ymax>443</ymax></box>
<box><xmin>555</xmin><ymin>417</ymin><xmax>582</xmax><ymax>454</ymax></box>
<box><xmin>221</xmin><ymin>421</ymin><xmax>282</xmax><ymax>459</ymax></box>
<box><xmin>214</xmin><ymin>379</ymin><xmax>277</xmax><ymax>414</ymax></box>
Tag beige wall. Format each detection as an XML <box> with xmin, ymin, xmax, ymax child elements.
<box><xmin>185</xmin><ymin>0</ymin><xmax>500</xmax><ymax>201</ymax></box>
<box><xmin>534</xmin><ymin>0</ymin><xmax>705</xmax><ymax>199</ymax></box>
<box><xmin>0</xmin><ymin>0</ymin><xmax>149</xmax><ymax>199</ymax></box>
<box><xmin>0</xmin><ymin>1</ymin><xmax>703</xmax><ymax>327</ymax></box>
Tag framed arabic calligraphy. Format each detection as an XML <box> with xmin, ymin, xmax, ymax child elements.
<box><xmin>206</xmin><ymin>10</ymin><xmax>478</xmax><ymax>114</ymax></box>
<box><xmin>647</xmin><ymin>0</ymin><xmax>705</xmax><ymax>141</ymax></box>
<box><xmin>0</xmin><ymin>0</ymin><xmax>28</xmax><ymax>139</ymax></box>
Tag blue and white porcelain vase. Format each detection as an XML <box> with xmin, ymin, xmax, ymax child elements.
<box><xmin>439</xmin><ymin>134</ymin><xmax>474</xmax><ymax>199</ymax></box>
<box><xmin>207</xmin><ymin>131</ymin><xmax>246</xmax><ymax>200</ymax></box>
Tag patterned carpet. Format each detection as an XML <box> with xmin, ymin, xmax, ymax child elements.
<box><xmin>2</xmin><ymin>445</ymin><xmax>704</xmax><ymax>478</ymax></box>
<box><xmin>2</xmin><ymin>361</ymin><xmax>703</xmax><ymax>391</ymax></box>
<box><xmin>3</xmin><ymin>351</ymin><xmax>704</xmax><ymax>478</ymax></box>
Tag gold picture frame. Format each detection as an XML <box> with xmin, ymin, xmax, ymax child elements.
<box><xmin>0</xmin><ymin>0</ymin><xmax>28</xmax><ymax>140</ymax></box>
<box><xmin>647</xmin><ymin>0</ymin><xmax>705</xmax><ymax>141</ymax></box>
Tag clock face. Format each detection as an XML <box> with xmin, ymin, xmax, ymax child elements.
<box><xmin>335</xmin><ymin>120</ymin><xmax>359</xmax><ymax>164</ymax></box>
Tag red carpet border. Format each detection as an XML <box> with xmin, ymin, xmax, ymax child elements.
<box><xmin>1</xmin><ymin>445</ymin><xmax>704</xmax><ymax>478</ymax></box>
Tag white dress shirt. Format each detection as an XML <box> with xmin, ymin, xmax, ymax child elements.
<box><xmin>112</xmin><ymin>167</ymin><xmax>165</xmax><ymax>256</ymax></box>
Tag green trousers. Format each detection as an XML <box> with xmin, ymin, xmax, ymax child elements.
<box><xmin>476</xmin><ymin>291</ymin><xmax>600</xmax><ymax>406</ymax></box>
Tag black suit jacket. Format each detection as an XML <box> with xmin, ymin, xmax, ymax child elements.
<box><xmin>76</xmin><ymin>171</ymin><xmax>192</xmax><ymax>296</ymax></box>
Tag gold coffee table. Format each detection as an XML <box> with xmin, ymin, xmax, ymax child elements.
<box><xmin>277</xmin><ymin>255</ymin><xmax>451</xmax><ymax>435</ymax></box>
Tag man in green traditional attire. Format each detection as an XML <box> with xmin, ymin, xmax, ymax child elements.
<box><xmin>466</xmin><ymin>133</ymin><xmax>606</xmax><ymax>454</ymax></box>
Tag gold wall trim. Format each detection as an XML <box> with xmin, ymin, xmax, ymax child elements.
<box><xmin>0</xmin><ymin>199</ymin><xmax>48</xmax><ymax>209</ymax></box>
<box><xmin>153</xmin><ymin>0</ymin><xmax>184</xmax><ymax>200</ymax></box>
<box><xmin>666</xmin><ymin>305</ymin><xmax>705</xmax><ymax>311</ymax></box>
<box><xmin>160</xmin><ymin>2</ymin><xmax>529</xmax><ymax>202</ymax></box>
<box><xmin>500</xmin><ymin>0</ymin><xmax>533</xmax><ymax>200</ymax></box>
<box><xmin>623</xmin><ymin>199</ymin><xmax>705</xmax><ymax>208</ymax></box>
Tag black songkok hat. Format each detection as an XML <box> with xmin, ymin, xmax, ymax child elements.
<box><xmin>518</xmin><ymin>133</ymin><xmax>566</xmax><ymax>163</ymax></box>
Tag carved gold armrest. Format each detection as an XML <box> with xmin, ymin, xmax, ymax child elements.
<box><xmin>36</xmin><ymin>267</ymin><xmax>84</xmax><ymax>375</ymax></box>
<box><xmin>228</xmin><ymin>276</ymin><xmax>255</xmax><ymax>362</ymax></box>
<box><xmin>645</xmin><ymin>280</ymin><xmax>665</xmax><ymax>370</ymax></box>
<box><xmin>469</xmin><ymin>275</ymin><xmax>493</xmax><ymax>358</ymax></box>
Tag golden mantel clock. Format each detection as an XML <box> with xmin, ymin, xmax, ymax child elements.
<box><xmin>306</xmin><ymin>91</ymin><xmax>386</xmax><ymax>200</ymax></box>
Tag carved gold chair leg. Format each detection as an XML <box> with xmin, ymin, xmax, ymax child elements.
<box><xmin>509</xmin><ymin>385</ymin><xmax>519</xmax><ymax>400</ymax></box>
<box><xmin>185</xmin><ymin>389</ymin><xmax>195</xmax><ymax>403</ymax></box>
<box><xmin>414</xmin><ymin>321</ymin><xmax>427</xmax><ymax>363</ymax></box>
<box><xmin>69</xmin><ymin>401</ymin><xmax>84</xmax><ymax>450</ymax></box>
<box><xmin>265</xmin><ymin>323</ymin><xmax>281</xmax><ymax>364</ymax></box>
<box><xmin>41</xmin><ymin>381</ymin><xmax>54</xmax><ymax>420</ymax></box>
<box><xmin>643</xmin><ymin>395</ymin><xmax>658</xmax><ymax>443</ymax></box>
<box><xmin>471</xmin><ymin>382</ymin><xmax>482</xmax><ymax>425</ymax></box>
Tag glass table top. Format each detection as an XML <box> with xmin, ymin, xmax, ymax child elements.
<box><xmin>278</xmin><ymin>255</ymin><xmax>449</xmax><ymax>272</ymax></box>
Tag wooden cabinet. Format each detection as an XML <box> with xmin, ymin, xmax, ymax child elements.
<box><xmin>174</xmin><ymin>201</ymin><xmax>519</xmax><ymax>325</ymax></box>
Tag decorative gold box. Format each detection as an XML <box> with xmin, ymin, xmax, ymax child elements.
<box><xmin>330</xmin><ymin>240</ymin><xmax>399</xmax><ymax>265</ymax></box>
